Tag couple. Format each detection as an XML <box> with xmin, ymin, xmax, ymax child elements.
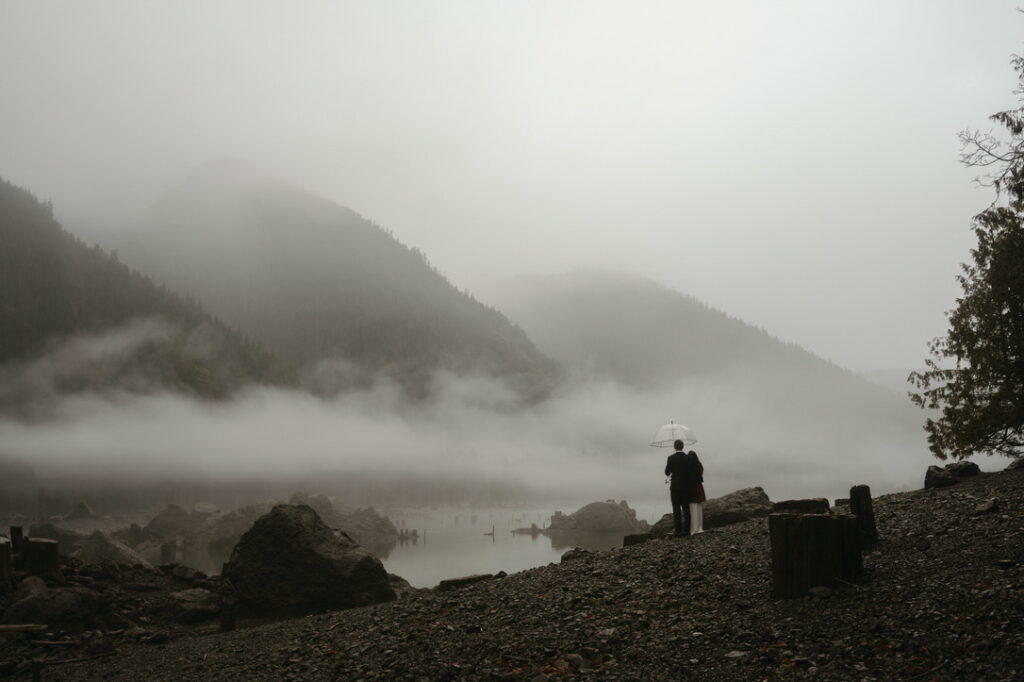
<box><xmin>664</xmin><ymin>439</ymin><xmax>705</xmax><ymax>537</ymax></box>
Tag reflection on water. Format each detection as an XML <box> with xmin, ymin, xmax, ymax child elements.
<box><xmin>380</xmin><ymin>505</ymin><xmax>659</xmax><ymax>588</ymax></box>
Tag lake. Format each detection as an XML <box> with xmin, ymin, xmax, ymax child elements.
<box><xmin>380</xmin><ymin>501</ymin><xmax>667</xmax><ymax>588</ymax></box>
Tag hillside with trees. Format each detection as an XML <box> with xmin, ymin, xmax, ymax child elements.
<box><xmin>116</xmin><ymin>161</ymin><xmax>560</xmax><ymax>400</ymax></box>
<box><xmin>0</xmin><ymin>177</ymin><xmax>278</xmax><ymax>408</ymax></box>
<box><xmin>484</xmin><ymin>269</ymin><xmax>925</xmax><ymax>448</ymax></box>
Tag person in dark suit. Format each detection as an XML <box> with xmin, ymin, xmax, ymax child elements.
<box><xmin>665</xmin><ymin>439</ymin><xmax>704</xmax><ymax>536</ymax></box>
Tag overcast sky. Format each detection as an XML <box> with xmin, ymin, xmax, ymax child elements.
<box><xmin>1</xmin><ymin>1</ymin><xmax>1021</xmax><ymax>372</ymax></box>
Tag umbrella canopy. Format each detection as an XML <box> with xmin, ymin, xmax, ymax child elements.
<box><xmin>650</xmin><ymin>421</ymin><xmax>697</xmax><ymax>448</ymax></box>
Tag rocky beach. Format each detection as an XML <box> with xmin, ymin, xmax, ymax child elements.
<box><xmin>0</xmin><ymin>468</ymin><xmax>1020</xmax><ymax>681</ymax></box>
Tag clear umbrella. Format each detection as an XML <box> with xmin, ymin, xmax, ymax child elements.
<box><xmin>649</xmin><ymin>421</ymin><xmax>697</xmax><ymax>448</ymax></box>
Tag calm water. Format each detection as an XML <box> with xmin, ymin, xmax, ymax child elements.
<box><xmin>380</xmin><ymin>502</ymin><xmax>666</xmax><ymax>588</ymax></box>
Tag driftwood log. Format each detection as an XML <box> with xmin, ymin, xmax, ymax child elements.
<box><xmin>849</xmin><ymin>484</ymin><xmax>879</xmax><ymax>546</ymax></box>
<box><xmin>769</xmin><ymin>513</ymin><xmax>862</xmax><ymax>599</ymax></box>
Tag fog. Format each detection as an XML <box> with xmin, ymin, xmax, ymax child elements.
<box><xmin>0</xmin><ymin>3</ymin><xmax>1017</xmax><ymax>523</ymax></box>
<box><xmin>2</xmin><ymin>1</ymin><xmax>1022</xmax><ymax>372</ymax></box>
<box><xmin>0</xmin><ymin>321</ymin><xmax>940</xmax><ymax>512</ymax></box>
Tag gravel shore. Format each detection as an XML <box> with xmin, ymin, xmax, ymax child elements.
<box><xmin>10</xmin><ymin>469</ymin><xmax>1024</xmax><ymax>681</ymax></box>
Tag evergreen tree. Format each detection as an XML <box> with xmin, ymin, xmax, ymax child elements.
<box><xmin>910</xmin><ymin>55</ymin><xmax>1024</xmax><ymax>460</ymax></box>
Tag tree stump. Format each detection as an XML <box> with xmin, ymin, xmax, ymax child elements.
<box><xmin>25</xmin><ymin>538</ymin><xmax>62</xmax><ymax>583</ymax></box>
<box><xmin>10</xmin><ymin>526</ymin><xmax>24</xmax><ymax>553</ymax></box>
<box><xmin>769</xmin><ymin>513</ymin><xmax>862</xmax><ymax>599</ymax></box>
<box><xmin>849</xmin><ymin>485</ymin><xmax>878</xmax><ymax>547</ymax></box>
<box><xmin>0</xmin><ymin>539</ymin><xmax>12</xmax><ymax>587</ymax></box>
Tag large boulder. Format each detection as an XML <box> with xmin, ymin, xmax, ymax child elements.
<box><xmin>289</xmin><ymin>492</ymin><xmax>345</xmax><ymax>527</ymax></box>
<box><xmin>183</xmin><ymin>502</ymin><xmax>274</xmax><ymax>572</ymax></box>
<box><xmin>168</xmin><ymin>588</ymin><xmax>221</xmax><ymax>623</ymax></box>
<box><xmin>338</xmin><ymin>507</ymin><xmax>400</xmax><ymax>556</ymax></box>
<box><xmin>221</xmin><ymin>504</ymin><xmax>396</xmax><ymax>618</ymax></box>
<box><xmin>652</xmin><ymin>487</ymin><xmax>772</xmax><ymax>536</ymax></box>
<box><xmin>924</xmin><ymin>461</ymin><xmax>980</xmax><ymax>489</ymax></box>
<box><xmin>1</xmin><ymin>587</ymin><xmax>105</xmax><ymax>631</ymax></box>
<box><xmin>74</xmin><ymin>531</ymin><xmax>153</xmax><ymax>569</ymax></box>
<box><xmin>144</xmin><ymin>504</ymin><xmax>200</xmax><ymax>538</ymax></box>
<box><xmin>548</xmin><ymin>500</ymin><xmax>649</xmax><ymax>534</ymax></box>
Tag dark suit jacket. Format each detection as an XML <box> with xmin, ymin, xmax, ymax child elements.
<box><xmin>665</xmin><ymin>451</ymin><xmax>703</xmax><ymax>499</ymax></box>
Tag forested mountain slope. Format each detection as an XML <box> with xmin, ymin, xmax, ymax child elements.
<box><xmin>483</xmin><ymin>269</ymin><xmax>924</xmax><ymax>445</ymax></box>
<box><xmin>0</xmin><ymin>178</ymin><xmax>277</xmax><ymax>405</ymax></box>
<box><xmin>117</xmin><ymin>162</ymin><xmax>560</xmax><ymax>399</ymax></box>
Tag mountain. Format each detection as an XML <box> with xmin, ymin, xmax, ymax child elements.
<box><xmin>116</xmin><ymin>161</ymin><xmax>560</xmax><ymax>399</ymax></box>
<box><xmin>479</xmin><ymin>269</ymin><xmax>927</xmax><ymax>449</ymax></box>
<box><xmin>0</xmin><ymin>177</ymin><xmax>277</xmax><ymax>408</ymax></box>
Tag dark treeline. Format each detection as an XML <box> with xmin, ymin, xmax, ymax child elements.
<box><xmin>0</xmin><ymin>178</ymin><xmax>280</xmax><ymax>404</ymax></box>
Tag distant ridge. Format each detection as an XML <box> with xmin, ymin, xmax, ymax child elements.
<box><xmin>482</xmin><ymin>269</ymin><xmax>924</xmax><ymax>445</ymax></box>
<box><xmin>117</xmin><ymin>162</ymin><xmax>561</xmax><ymax>399</ymax></box>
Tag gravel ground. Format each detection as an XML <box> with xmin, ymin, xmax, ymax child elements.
<box><xmin>6</xmin><ymin>470</ymin><xmax>1023</xmax><ymax>681</ymax></box>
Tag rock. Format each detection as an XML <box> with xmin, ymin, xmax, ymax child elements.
<box><xmin>926</xmin><ymin>461</ymin><xmax>981</xmax><ymax>489</ymax></box>
<box><xmin>561</xmin><ymin>548</ymin><xmax>593</xmax><ymax>562</ymax></box>
<box><xmin>925</xmin><ymin>465</ymin><xmax>957</xmax><ymax>489</ymax></box>
<box><xmin>169</xmin><ymin>588</ymin><xmax>220</xmax><ymax>622</ymax></box>
<box><xmin>337</xmin><ymin>507</ymin><xmax>400</xmax><ymax>556</ymax></box>
<box><xmin>221</xmin><ymin>504</ymin><xmax>396</xmax><ymax>618</ymax></box>
<box><xmin>144</xmin><ymin>504</ymin><xmax>199</xmax><ymax>539</ymax></box>
<box><xmin>1005</xmin><ymin>456</ymin><xmax>1024</xmax><ymax>471</ymax></box>
<box><xmin>74</xmin><ymin>531</ymin><xmax>153</xmax><ymax>569</ymax></box>
<box><xmin>946</xmin><ymin>461</ymin><xmax>980</xmax><ymax>478</ymax></box>
<box><xmin>652</xmin><ymin>487</ymin><xmax>773</xmax><ymax>536</ymax></box>
<box><xmin>289</xmin><ymin>492</ymin><xmax>345</xmax><ymax>528</ymax></box>
<box><xmin>26</xmin><ymin>522</ymin><xmax>84</xmax><ymax>554</ymax></box>
<box><xmin>183</xmin><ymin>502</ymin><xmax>274</xmax><ymax>572</ymax></box>
<box><xmin>65</xmin><ymin>501</ymin><xmax>99</xmax><ymax>521</ymax></box>
<box><xmin>548</xmin><ymin>500</ymin><xmax>649</xmax><ymax>534</ymax></box>
<box><xmin>437</xmin><ymin>574</ymin><xmax>495</xmax><ymax>591</ymax></box>
<box><xmin>772</xmin><ymin>498</ymin><xmax>830</xmax><ymax>514</ymax></box>
<box><xmin>974</xmin><ymin>498</ymin><xmax>999</xmax><ymax>515</ymax></box>
<box><xmin>623</xmin><ymin>533</ymin><xmax>653</xmax><ymax>546</ymax></box>
<box><xmin>1</xmin><ymin>586</ymin><xmax>105</xmax><ymax>631</ymax></box>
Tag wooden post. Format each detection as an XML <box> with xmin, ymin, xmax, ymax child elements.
<box><xmin>10</xmin><ymin>526</ymin><xmax>23</xmax><ymax>553</ymax></box>
<box><xmin>849</xmin><ymin>485</ymin><xmax>878</xmax><ymax>547</ymax></box>
<box><xmin>25</xmin><ymin>538</ymin><xmax>62</xmax><ymax>583</ymax></box>
<box><xmin>837</xmin><ymin>514</ymin><xmax>863</xmax><ymax>579</ymax></box>
<box><xmin>0</xmin><ymin>539</ymin><xmax>12</xmax><ymax>587</ymax></box>
<box><xmin>769</xmin><ymin>513</ymin><xmax>863</xmax><ymax>599</ymax></box>
<box><xmin>160</xmin><ymin>539</ymin><xmax>176</xmax><ymax>564</ymax></box>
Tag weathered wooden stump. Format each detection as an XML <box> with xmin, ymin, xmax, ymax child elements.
<box><xmin>161</xmin><ymin>539</ymin><xmax>177</xmax><ymax>564</ymax></box>
<box><xmin>25</xmin><ymin>538</ymin><xmax>62</xmax><ymax>582</ymax></box>
<box><xmin>769</xmin><ymin>513</ymin><xmax>862</xmax><ymax>599</ymax></box>
<box><xmin>849</xmin><ymin>485</ymin><xmax>878</xmax><ymax>546</ymax></box>
<box><xmin>0</xmin><ymin>539</ymin><xmax>12</xmax><ymax>587</ymax></box>
<box><xmin>10</xmin><ymin>526</ymin><xmax>24</xmax><ymax>553</ymax></box>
